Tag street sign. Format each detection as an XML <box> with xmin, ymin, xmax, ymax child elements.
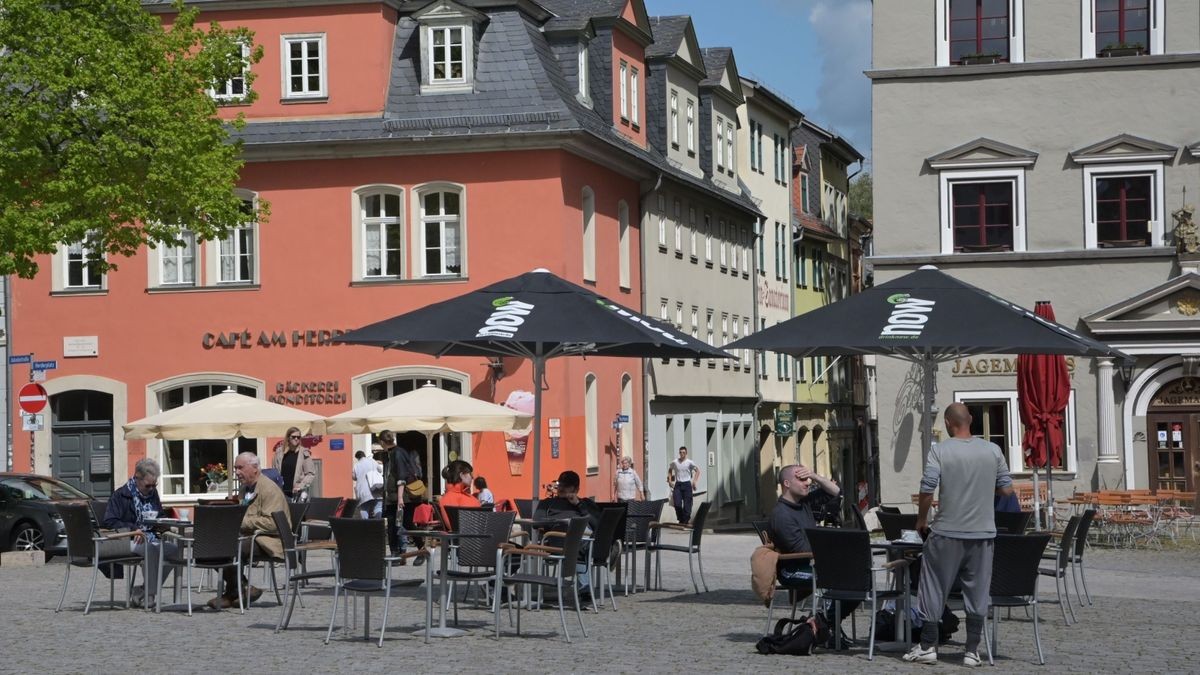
<box><xmin>21</xmin><ymin>413</ymin><xmax>44</xmax><ymax>432</ymax></box>
<box><xmin>550</xmin><ymin>437</ymin><xmax>560</xmax><ymax>459</ymax></box>
<box><xmin>18</xmin><ymin>382</ymin><xmax>49</xmax><ymax>414</ymax></box>
<box><xmin>774</xmin><ymin>406</ymin><xmax>795</xmax><ymax>436</ymax></box>
<box><xmin>31</xmin><ymin>360</ymin><xmax>57</xmax><ymax>371</ymax></box>
<box><xmin>31</xmin><ymin>370</ymin><xmax>46</xmax><ymax>382</ymax></box>
<box><xmin>548</xmin><ymin>428</ymin><xmax>560</xmax><ymax>438</ymax></box>
<box><xmin>8</xmin><ymin>354</ymin><xmax>31</xmax><ymax>365</ymax></box>
<box><xmin>617</xmin><ymin>414</ymin><xmax>630</xmax><ymax>423</ymax></box>
<box><xmin>611</xmin><ymin>421</ymin><xmax>621</xmax><ymax>429</ymax></box>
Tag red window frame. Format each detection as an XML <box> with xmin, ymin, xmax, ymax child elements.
<box><xmin>1095</xmin><ymin>0</ymin><xmax>1150</xmax><ymax>54</ymax></box>
<box><xmin>949</xmin><ymin>0</ymin><xmax>1010</xmax><ymax>64</ymax></box>
<box><xmin>1094</xmin><ymin>174</ymin><xmax>1152</xmax><ymax>246</ymax></box>
<box><xmin>951</xmin><ymin>181</ymin><xmax>1014</xmax><ymax>252</ymax></box>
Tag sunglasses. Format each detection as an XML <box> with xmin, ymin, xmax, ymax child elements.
<box><xmin>289</xmin><ymin>435</ymin><xmax>301</xmax><ymax>439</ymax></box>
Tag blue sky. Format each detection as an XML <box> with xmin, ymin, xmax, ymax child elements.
<box><xmin>645</xmin><ymin>0</ymin><xmax>873</xmax><ymax>165</ymax></box>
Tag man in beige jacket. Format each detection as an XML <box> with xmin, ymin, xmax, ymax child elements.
<box><xmin>210</xmin><ymin>451</ymin><xmax>291</xmax><ymax>609</ymax></box>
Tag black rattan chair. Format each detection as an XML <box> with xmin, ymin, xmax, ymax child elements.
<box><xmin>751</xmin><ymin>519</ymin><xmax>772</xmax><ymax>544</ymax></box>
<box><xmin>495</xmin><ymin>516</ymin><xmax>589</xmax><ymax>642</ymax></box>
<box><xmin>442</xmin><ymin>505</ymin><xmax>495</xmax><ymax>534</ymax></box>
<box><xmin>876</xmin><ymin>511</ymin><xmax>918</xmax><ymax>541</ymax></box>
<box><xmin>995</xmin><ymin>510</ymin><xmax>1032</xmax><ymax>534</ymax></box>
<box><xmin>88</xmin><ymin>499</ymin><xmax>109</xmax><ymax>528</ymax></box>
<box><xmin>984</xmin><ymin>533</ymin><xmax>1052</xmax><ymax>665</ymax></box>
<box><xmin>435</xmin><ymin>509</ymin><xmax>516</xmax><ymax>625</ymax></box>
<box><xmin>54</xmin><ymin>503</ymin><xmax>144</xmax><ymax>614</ymax></box>
<box><xmin>514</xmin><ymin>499</ymin><xmax>534</xmax><ymax>518</ymax></box>
<box><xmin>324</xmin><ymin>517</ymin><xmax>407</xmax><ymax>647</ymax></box>
<box><xmin>271</xmin><ymin>510</ymin><xmax>338</xmax><ymax>632</ymax></box>
<box><xmin>648</xmin><ymin>501</ymin><xmax>711</xmax><ymax>593</ymax></box>
<box><xmin>1038</xmin><ymin>515</ymin><xmax>1081</xmax><ymax>625</ymax></box>
<box><xmin>587</xmin><ymin>507</ymin><xmax>626</xmax><ymax>611</ymax></box>
<box><xmin>300</xmin><ymin>497</ymin><xmax>342</xmax><ymax>541</ymax></box>
<box><xmin>806</xmin><ymin>526</ymin><xmax>905</xmax><ymax>659</ymax></box>
<box><xmin>622</xmin><ymin>498</ymin><xmax>665</xmax><ymax>594</ymax></box>
<box><xmin>156</xmin><ymin>503</ymin><xmax>249</xmax><ymax>615</ymax></box>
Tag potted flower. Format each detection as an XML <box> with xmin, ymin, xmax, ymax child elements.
<box><xmin>959</xmin><ymin>52</ymin><xmax>1003</xmax><ymax>66</ymax></box>
<box><xmin>1099</xmin><ymin>42</ymin><xmax>1146</xmax><ymax>58</ymax></box>
<box><xmin>203</xmin><ymin>462</ymin><xmax>229</xmax><ymax>492</ymax></box>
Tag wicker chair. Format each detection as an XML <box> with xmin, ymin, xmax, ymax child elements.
<box><xmin>271</xmin><ymin>510</ymin><xmax>339</xmax><ymax>632</ymax></box>
<box><xmin>984</xmin><ymin>533</ymin><xmax>1053</xmax><ymax>665</ymax></box>
<box><xmin>994</xmin><ymin>510</ymin><xmax>1032</xmax><ymax>534</ymax></box>
<box><xmin>324</xmin><ymin>517</ymin><xmax>410</xmax><ymax>647</ymax></box>
<box><xmin>495</xmin><ymin>517</ymin><xmax>589</xmax><ymax>642</ymax></box>
<box><xmin>648</xmin><ymin>501</ymin><xmax>711</xmax><ymax>593</ymax></box>
<box><xmin>434</xmin><ymin>509</ymin><xmax>516</xmax><ymax>625</ymax></box>
<box><xmin>621</xmin><ymin>498</ymin><xmax>665</xmax><ymax>594</ymax></box>
<box><xmin>54</xmin><ymin>503</ymin><xmax>144</xmax><ymax>614</ymax></box>
<box><xmin>156</xmin><ymin>503</ymin><xmax>249</xmax><ymax>615</ymax></box>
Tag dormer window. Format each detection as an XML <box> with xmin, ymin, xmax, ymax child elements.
<box><xmin>577</xmin><ymin>41</ymin><xmax>590</xmax><ymax>104</ymax></box>
<box><xmin>414</xmin><ymin>0</ymin><xmax>484</xmax><ymax>95</ymax></box>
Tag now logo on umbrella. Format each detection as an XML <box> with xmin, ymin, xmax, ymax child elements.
<box><xmin>880</xmin><ymin>293</ymin><xmax>937</xmax><ymax>339</ymax></box>
<box><xmin>476</xmin><ymin>296</ymin><xmax>536</xmax><ymax>338</ymax></box>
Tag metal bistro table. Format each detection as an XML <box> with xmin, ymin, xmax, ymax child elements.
<box><xmin>142</xmin><ymin>517</ymin><xmax>193</xmax><ymax>613</ymax></box>
<box><xmin>869</xmin><ymin>539</ymin><xmax>924</xmax><ymax>653</ymax></box>
<box><xmin>621</xmin><ymin>513</ymin><xmax>655</xmax><ymax>595</ymax></box>
<box><xmin>405</xmin><ymin>529</ymin><xmax>489</xmax><ymax>641</ymax></box>
<box><xmin>513</xmin><ymin>517</ymin><xmax>571</xmax><ymax>609</ymax></box>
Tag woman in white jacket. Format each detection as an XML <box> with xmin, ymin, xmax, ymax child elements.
<box><xmin>352</xmin><ymin>447</ymin><xmax>385</xmax><ymax>518</ymax></box>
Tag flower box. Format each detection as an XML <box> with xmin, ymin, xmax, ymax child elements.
<box><xmin>1100</xmin><ymin>45</ymin><xmax>1146</xmax><ymax>58</ymax></box>
<box><xmin>959</xmin><ymin>54</ymin><xmax>1003</xmax><ymax>66</ymax></box>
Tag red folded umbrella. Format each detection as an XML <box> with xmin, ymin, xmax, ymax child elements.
<box><xmin>1017</xmin><ymin>302</ymin><xmax>1071</xmax><ymax>469</ymax></box>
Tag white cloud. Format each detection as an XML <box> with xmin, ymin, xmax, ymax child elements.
<box><xmin>807</xmin><ymin>0</ymin><xmax>872</xmax><ymax>164</ymax></box>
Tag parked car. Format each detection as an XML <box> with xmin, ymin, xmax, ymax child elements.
<box><xmin>0</xmin><ymin>472</ymin><xmax>92</xmax><ymax>554</ymax></box>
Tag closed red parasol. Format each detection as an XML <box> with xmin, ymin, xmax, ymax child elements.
<box><xmin>1017</xmin><ymin>301</ymin><xmax>1071</xmax><ymax>529</ymax></box>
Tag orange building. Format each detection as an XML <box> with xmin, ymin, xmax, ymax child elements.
<box><xmin>8</xmin><ymin>0</ymin><xmax>687</xmax><ymax>505</ymax></box>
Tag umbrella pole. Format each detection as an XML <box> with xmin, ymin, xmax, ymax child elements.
<box><xmin>1047</xmin><ymin>463</ymin><xmax>1055</xmax><ymax>530</ymax></box>
<box><xmin>227</xmin><ymin>438</ymin><xmax>236</xmax><ymax>499</ymax></box>
<box><xmin>530</xmin><ymin>356</ymin><xmax>545</xmax><ymax>511</ymax></box>
<box><xmin>424</xmin><ymin>432</ymin><xmax>434</xmax><ymax>499</ymax></box>
<box><xmin>921</xmin><ymin>358</ymin><xmax>935</xmax><ymax>463</ymax></box>
<box><xmin>1032</xmin><ymin>470</ymin><xmax>1041</xmax><ymax>530</ymax></box>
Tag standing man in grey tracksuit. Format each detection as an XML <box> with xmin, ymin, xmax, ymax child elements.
<box><xmin>904</xmin><ymin>403</ymin><xmax>1014</xmax><ymax>667</ymax></box>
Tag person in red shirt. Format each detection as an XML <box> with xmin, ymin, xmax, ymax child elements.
<box><xmin>438</xmin><ymin>459</ymin><xmax>480</xmax><ymax>526</ymax></box>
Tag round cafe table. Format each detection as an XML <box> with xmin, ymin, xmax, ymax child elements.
<box><xmin>869</xmin><ymin>539</ymin><xmax>923</xmax><ymax>652</ymax></box>
<box><xmin>404</xmin><ymin>529</ymin><xmax>488</xmax><ymax>641</ymax></box>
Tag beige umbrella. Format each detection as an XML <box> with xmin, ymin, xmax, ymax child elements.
<box><xmin>325</xmin><ymin>383</ymin><xmax>532</xmax><ymax>491</ymax></box>
<box><xmin>123</xmin><ymin>388</ymin><xmax>327</xmax><ymax>495</ymax></box>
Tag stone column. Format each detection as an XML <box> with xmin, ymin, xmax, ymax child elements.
<box><xmin>1097</xmin><ymin>358</ymin><xmax>1119</xmax><ymax>462</ymax></box>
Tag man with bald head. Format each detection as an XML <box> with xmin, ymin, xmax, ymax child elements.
<box><xmin>904</xmin><ymin>403</ymin><xmax>1014</xmax><ymax>667</ymax></box>
<box><xmin>208</xmin><ymin>451</ymin><xmax>291</xmax><ymax>609</ymax></box>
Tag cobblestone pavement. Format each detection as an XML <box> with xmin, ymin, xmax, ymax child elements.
<box><xmin>1</xmin><ymin>532</ymin><xmax>1197</xmax><ymax>674</ymax></box>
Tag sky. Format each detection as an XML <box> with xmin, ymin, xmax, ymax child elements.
<box><xmin>644</xmin><ymin>0</ymin><xmax>873</xmax><ymax>166</ymax></box>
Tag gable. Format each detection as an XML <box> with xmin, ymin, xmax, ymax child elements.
<box><xmin>676</xmin><ymin>20</ymin><xmax>702</xmax><ymax>70</ymax></box>
<box><xmin>1084</xmin><ymin>273</ymin><xmax>1200</xmax><ymax>335</ymax></box>
<box><xmin>927</xmin><ymin>137</ymin><xmax>1037</xmax><ymax>170</ymax></box>
<box><xmin>1070</xmin><ymin>133</ymin><xmax>1177</xmax><ymax>165</ymax></box>
<box><xmin>412</xmin><ymin>0</ymin><xmax>485</xmax><ymax>23</ymax></box>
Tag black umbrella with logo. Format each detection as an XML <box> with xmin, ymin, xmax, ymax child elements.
<box><xmin>335</xmin><ymin>268</ymin><xmax>733</xmax><ymax>504</ymax></box>
<box><xmin>726</xmin><ymin>265</ymin><xmax>1128</xmax><ymax>464</ymax></box>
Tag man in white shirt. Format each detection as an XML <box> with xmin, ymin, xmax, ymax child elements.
<box><xmin>667</xmin><ymin>446</ymin><xmax>699</xmax><ymax>524</ymax></box>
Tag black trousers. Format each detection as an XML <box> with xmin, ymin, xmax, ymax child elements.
<box><xmin>672</xmin><ymin>481</ymin><xmax>694</xmax><ymax>524</ymax></box>
<box><xmin>222</xmin><ymin>539</ymin><xmax>271</xmax><ymax>595</ymax></box>
<box><xmin>384</xmin><ymin>501</ymin><xmax>402</xmax><ymax>554</ymax></box>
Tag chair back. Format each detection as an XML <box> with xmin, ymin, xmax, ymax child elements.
<box><xmin>878</xmin><ymin>505</ymin><xmax>902</xmax><ymax>515</ymax></box>
<box><xmin>877</xmin><ymin>511</ymin><xmax>918</xmax><ymax>540</ymax></box>
<box><xmin>688</xmin><ymin>501</ymin><xmax>712</xmax><ymax>548</ymax></box>
<box><xmin>271</xmin><ymin>510</ymin><xmax>299</xmax><ymax>568</ymax></box>
<box><xmin>806</xmin><ymin>527</ymin><xmax>872</xmax><ymax>593</ymax></box>
<box><xmin>193</xmin><ymin>504</ymin><xmax>249</xmax><ymax>560</ymax></box>
<box><xmin>590</xmin><ymin>507</ymin><xmax>626</xmax><ymax>565</ymax></box>
<box><xmin>330</xmin><ymin>517</ymin><xmax>386</xmax><ymax>581</ymax></box>
<box><xmin>89</xmin><ymin>499</ymin><xmax>109</xmax><ymax>527</ymax></box>
<box><xmin>305</xmin><ymin>497</ymin><xmax>342</xmax><ymax>521</ymax></box>
<box><xmin>624</xmin><ymin>499</ymin><xmax>665</xmax><ymax>545</ymax></box>
<box><xmin>444</xmin><ymin>505</ymin><xmax>494</xmax><ymax>533</ymax></box>
<box><xmin>990</xmin><ymin>533</ymin><xmax>1051</xmax><ymax>597</ymax></box>
<box><xmin>1073</xmin><ymin>509</ymin><xmax>1097</xmax><ymax>557</ymax></box>
<box><xmin>338</xmin><ymin>498</ymin><xmax>359</xmax><ymax>518</ymax></box>
<box><xmin>557</xmin><ymin>517</ymin><xmax>589</xmax><ymax>581</ymax></box>
<box><xmin>751</xmin><ymin>520</ymin><xmax>772</xmax><ymax>545</ymax></box>
<box><xmin>514</xmin><ymin>499</ymin><xmax>534</xmax><ymax>518</ymax></box>
<box><xmin>58</xmin><ymin>503</ymin><xmax>98</xmax><ymax>564</ymax></box>
<box><xmin>1052</xmin><ymin>515</ymin><xmax>1081</xmax><ymax>571</ymax></box>
<box><xmin>455</xmin><ymin>510</ymin><xmax>516</xmax><ymax>568</ymax></box>
<box><xmin>592</xmin><ymin>501</ymin><xmax>628</xmax><ymax>543</ymax></box>
<box><xmin>995</xmin><ymin>510</ymin><xmax>1032</xmax><ymax>534</ymax></box>
<box><xmin>288</xmin><ymin>501</ymin><xmax>309</xmax><ymax>537</ymax></box>
<box><xmin>848</xmin><ymin>506</ymin><xmax>869</xmax><ymax>531</ymax></box>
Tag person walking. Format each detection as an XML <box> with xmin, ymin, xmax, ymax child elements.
<box><xmin>373</xmin><ymin>431</ymin><xmax>405</xmax><ymax>556</ymax></box>
<box><xmin>352</xmin><ymin>448</ymin><xmax>384</xmax><ymax>519</ymax></box>
<box><xmin>903</xmin><ymin>403</ymin><xmax>1014</xmax><ymax>667</ymax></box>
<box><xmin>272</xmin><ymin>426</ymin><xmax>316</xmax><ymax>502</ymax></box>
<box><xmin>667</xmin><ymin>446</ymin><xmax>699</xmax><ymax>524</ymax></box>
<box><xmin>613</xmin><ymin>455</ymin><xmax>644</xmax><ymax>502</ymax></box>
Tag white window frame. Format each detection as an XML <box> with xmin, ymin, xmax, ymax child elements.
<box><xmin>210</xmin><ymin>41</ymin><xmax>250</xmax><ymax>102</ymax></box>
<box><xmin>618</xmin><ymin>199</ymin><xmax>630</xmax><ymax>289</ymax></box>
<box><xmin>749</xmin><ymin>120</ymin><xmax>759</xmax><ymax>171</ymax></box>
<box><xmin>1080</xmin><ymin>0</ymin><xmax>1164</xmax><ymax>59</ymax></box>
<box><xmin>585</xmin><ymin>373</ymin><xmax>599</xmax><ymax>470</ymax></box>
<box><xmin>673</xmin><ymin>199</ymin><xmax>684</xmax><ymax>253</ymax></box>
<box><xmin>577</xmin><ymin>41</ymin><xmax>590</xmax><ymax>103</ymax></box>
<box><xmin>731</xmin><ymin>225</ymin><xmax>739</xmax><ymax>274</ymax></box>
<box><xmin>356</xmin><ymin>186</ymin><xmax>406</xmax><ymax>280</ymax></box>
<box><xmin>159</xmin><ymin>230</ymin><xmax>197</xmax><ymax>286</ymax></box>
<box><xmin>938</xmin><ymin>167</ymin><xmax>1027</xmax><ymax>255</ymax></box>
<box><xmin>721</xmin><ymin>313</ymin><xmax>730</xmax><ymax>369</ymax></box>
<box><xmin>675</xmin><ymin>302</ymin><xmax>683</xmax><ymax>329</ymax></box>
<box><xmin>935</xmin><ymin>0</ymin><xmax>1025</xmax><ymax>66</ymax></box>
<box><xmin>715</xmin><ymin>115</ymin><xmax>725</xmax><ymax>172</ymax></box>
<box><xmin>704</xmin><ymin>213</ymin><xmax>713</xmax><ymax>263</ymax></box>
<box><xmin>660</xmin><ymin>298</ymin><xmax>669</xmax><ymax>322</ymax></box>
<box><xmin>619</xmin><ymin>61</ymin><xmax>628</xmax><ymax>120</ymax></box>
<box><xmin>726</xmin><ymin>122</ymin><xmax>736</xmax><ymax>176</ymax></box>
<box><xmin>281</xmin><ymin>33</ymin><xmax>326</xmax><ymax>99</ymax></box>
<box><xmin>217</xmin><ymin>196</ymin><xmax>258</xmax><ymax>285</ymax></box>
<box><xmin>63</xmin><ymin>237</ymin><xmax>104</xmax><ymax>289</ymax></box>
<box><xmin>657</xmin><ymin>194</ymin><xmax>667</xmax><ymax>249</ymax></box>
<box><xmin>686</xmin><ymin>99</ymin><xmax>695</xmax><ymax>153</ymax></box>
<box><xmin>954</xmin><ymin>389</ymin><xmax>1078</xmax><ymax>474</ymax></box>
<box><xmin>427</xmin><ymin>26</ymin><xmax>468</xmax><ymax>85</ymax></box>
<box><xmin>689</xmin><ymin>206</ymin><xmax>698</xmax><ymax>259</ymax></box>
<box><xmin>1082</xmin><ymin>162</ymin><xmax>1164</xmax><ymax>249</ymax></box>
<box><xmin>582</xmin><ymin>186</ymin><xmax>596</xmax><ymax>281</ymax></box>
<box><xmin>630</xmin><ymin>67</ymin><xmax>640</xmax><ymax>126</ymax></box>
<box><xmin>416</xmin><ymin>185</ymin><xmax>465</xmax><ymax>278</ymax></box>
<box><xmin>741</xmin><ymin>318</ymin><xmax>750</xmax><ymax>369</ymax></box>
<box><xmin>718</xmin><ymin>219</ymin><xmax>727</xmax><ymax>269</ymax></box>
<box><xmin>669</xmin><ymin>90</ymin><xmax>679</xmax><ymax>147</ymax></box>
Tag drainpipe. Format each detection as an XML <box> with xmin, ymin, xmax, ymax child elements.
<box><xmin>3</xmin><ymin>276</ymin><xmax>10</xmax><ymax>471</ymax></box>
<box><xmin>750</xmin><ymin>218</ymin><xmax>765</xmax><ymax>516</ymax></box>
<box><xmin>638</xmin><ymin>172</ymin><xmax>663</xmax><ymax>499</ymax></box>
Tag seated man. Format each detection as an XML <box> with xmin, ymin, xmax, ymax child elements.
<box><xmin>209</xmin><ymin>451</ymin><xmax>291</xmax><ymax>609</ymax></box>
<box><xmin>533</xmin><ymin>470</ymin><xmax>600</xmax><ymax>599</ymax></box>
<box><xmin>768</xmin><ymin>464</ymin><xmax>858</xmax><ymax>647</ymax></box>
<box><xmin>104</xmin><ymin>457</ymin><xmax>178</xmax><ymax>607</ymax></box>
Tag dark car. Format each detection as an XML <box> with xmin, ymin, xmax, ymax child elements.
<box><xmin>0</xmin><ymin>472</ymin><xmax>92</xmax><ymax>554</ymax></box>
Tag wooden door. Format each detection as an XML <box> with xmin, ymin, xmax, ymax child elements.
<box><xmin>1146</xmin><ymin>414</ymin><xmax>1194</xmax><ymax>492</ymax></box>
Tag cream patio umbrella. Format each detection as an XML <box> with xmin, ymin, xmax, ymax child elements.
<box><xmin>123</xmin><ymin>388</ymin><xmax>327</xmax><ymax>496</ymax></box>
<box><xmin>324</xmin><ymin>382</ymin><xmax>532</xmax><ymax>492</ymax></box>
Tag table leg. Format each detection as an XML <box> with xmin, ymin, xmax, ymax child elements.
<box><xmin>363</xmin><ymin>594</ymin><xmax>370</xmax><ymax>641</ymax></box>
<box><xmin>413</xmin><ymin>541</ymin><xmax>468</xmax><ymax>638</ymax></box>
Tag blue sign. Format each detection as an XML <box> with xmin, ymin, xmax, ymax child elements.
<box><xmin>32</xmin><ymin>360</ymin><xmax>57</xmax><ymax>371</ymax></box>
<box><xmin>8</xmin><ymin>354</ymin><xmax>31</xmax><ymax>365</ymax></box>
<box><xmin>329</xmin><ymin>439</ymin><xmax>345</xmax><ymax>451</ymax></box>
<box><xmin>617</xmin><ymin>414</ymin><xmax>630</xmax><ymax>423</ymax></box>
<box><xmin>550</xmin><ymin>437</ymin><xmax>560</xmax><ymax>459</ymax></box>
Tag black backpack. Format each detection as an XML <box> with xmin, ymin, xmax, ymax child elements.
<box><xmin>755</xmin><ymin>615</ymin><xmax>831</xmax><ymax>656</ymax></box>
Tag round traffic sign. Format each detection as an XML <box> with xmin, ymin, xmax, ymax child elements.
<box><xmin>18</xmin><ymin>382</ymin><xmax>48</xmax><ymax>414</ymax></box>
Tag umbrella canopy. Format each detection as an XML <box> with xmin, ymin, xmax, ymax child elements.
<box><xmin>335</xmin><ymin>268</ymin><xmax>733</xmax><ymax>503</ymax></box>
<box><xmin>324</xmin><ymin>383</ymin><xmax>533</xmax><ymax>435</ymax></box>
<box><xmin>1017</xmin><ymin>301</ymin><xmax>1072</xmax><ymax>530</ymax></box>
<box><xmin>123</xmin><ymin>389</ymin><xmax>326</xmax><ymax>440</ymax></box>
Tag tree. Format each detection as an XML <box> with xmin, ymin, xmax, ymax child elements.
<box><xmin>849</xmin><ymin>171</ymin><xmax>873</xmax><ymax>220</ymax></box>
<box><xmin>0</xmin><ymin>0</ymin><xmax>264</xmax><ymax>278</ymax></box>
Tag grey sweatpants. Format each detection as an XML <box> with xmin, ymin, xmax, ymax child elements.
<box><xmin>916</xmin><ymin>534</ymin><xmax>993</xmax><ymax>650</ymax></box>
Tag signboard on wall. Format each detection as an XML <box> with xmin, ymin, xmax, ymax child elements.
<box><xmin>64</xmin><ymin>335</ymin><xmax>99</xmax><ymax>357</ymax></box>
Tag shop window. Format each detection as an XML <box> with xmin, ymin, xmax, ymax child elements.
<box><xmin>157</xmin><ymin>383</ymin><xmax>257</xmax><ymax>497</ymax></box>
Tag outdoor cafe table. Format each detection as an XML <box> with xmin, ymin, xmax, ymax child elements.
<box><xmin>404</xmin><ymin>529</ymin><xmax>488</xmax><ymax>641</ymax></box>
<box><xmin>513</xmin><ymin>517</ymin><xmax>570</xmax><ymax>609</ymax></box>
<box><xmin>142</xmin><ymin>517</ymin><xmax>193</xmax><ymax>613</ymax></box>
<box><xmin>869</xmin><ymin>540</ymin><xmax>923</xmax><ymax>652</ymax></box>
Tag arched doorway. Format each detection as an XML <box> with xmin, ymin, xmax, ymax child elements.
<box><xmin>1145</xmin><ymin>378</ymin><xmax>1200</xmax><ymax>492</ymax></box>
<box><xmin>51</xmin><ymin>390</ymin><xmax>114</xmax><ymax>497</ymax></box>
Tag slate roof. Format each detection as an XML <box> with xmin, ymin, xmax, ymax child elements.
<box><xmin>536</xmin><ymin>0</ymin><xmax>624</xmax><ymax>19</ymax></box>
<box><xmin>646</xmin><ymin>16</ymin><xmax>688</xmax><ymax>59</ymax></box>
<box><xmin>700</xmin><ymin>47</ymin><xmax>731</xmax><ymax>86</ymax></box>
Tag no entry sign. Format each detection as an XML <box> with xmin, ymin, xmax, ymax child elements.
<box><xmin>18</xmin><ymin>382</ymin><xmax>48</xmax><ymax>414</ymax></box>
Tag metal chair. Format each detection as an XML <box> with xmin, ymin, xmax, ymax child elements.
<box><xmin>435</xmin><ymin>509</ymin><xmax>516</xmax><ymax>624</ymax></box>
<box><xmin>751</xmin><ymin>519</ymin><xmax>772</xmax><ymax>544</ymax></box>
<box><xmin>271</xmin><ymin>510</ymin><xmax>338</xmax><ymax>632</ymax></box>
<box><xmin>495</xmin><ymin>517</ymin><xmax>589</xmax><ymax>642</ymax></box>
<box><xmin>324</xmin><ymin>517</ymin><xmax>408</xmax><ymax>647</ymax></box>
<box><xmin>88</xmin><ymin>499</ymin><xmax>109</xmax><ymax>528</ymax></box>
<box><xmin>514</xmin><ymin>499</ymin><xmax>534</xmax><ymax>518</ymax></box>
<box><xmin>622</xmin><ymin>498</ymin><xmax>665</xmax><ymax>594</ymax></box>
<box><xmin>805</xmin><ymin>527</ymin><xmax>905</xmax><ymax>660</ymax></box>
<box><xmin>876</xmin><ymin>511</ymin><xmax>918</xmax><ymax>541</ymax></box>
<box><xmin>648</xmin><ymin>500</ymin><xmax>711</xmax><ymax>593</ymax></box>
<box><xmin>994</xmin><ymin>510</ymin><xmax>1032</xmax><ymax>534</ymax></box>
<box><xmin>442</xmin><ymin>505</ymin><xmax>495</xmax><ymax>534</ymax></box>
<box><xmin>984</xmin><ymin>533</ymin><xmax>1053</xmax><ymax>665</ymax></box>
<box><xmin>54</xmin><ymin>503</ymin><xmax>144</xmax><ymax>614</ymax></box>
<box><xmin>587</xmin><ymin>507</ymin><xmax>626</xmax><ymax>611</ymax></box>
<box><xmin>156</xmin><ymin>503</ymin><xmax>249</xmax><ymax>615</ymax></box>
<box><xmin>1037</xmin><ymin>514</ymin><xmax>1081</xmax><ymax>625</ymax></box>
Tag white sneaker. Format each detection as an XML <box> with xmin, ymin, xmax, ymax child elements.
<box><xmin>902</xmin><ymin>644</ymin><xmax>938</xmax><ymax>664</ymax></box>
<box><xmin>963</xmin><ymin>652</ymin><xmax>982</xmax><ymax>668</ymax></box>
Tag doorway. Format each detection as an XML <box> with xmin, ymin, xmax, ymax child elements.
<box><xmin>1145</xmin><ymin>378</ymin><xmax>1199</xmax><ymax>492</ymax></box>
<box><xmin>50</xmin><ymin>390</ymin><xmax>114</xmax><ymax>497</ymax></box>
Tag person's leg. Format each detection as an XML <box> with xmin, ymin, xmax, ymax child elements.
<box><xmin>221</xmin><ymin>539</ymin><xmax>255</xmax><ymax>597</ymax></box>
<box><xmin>403</xmin><ymin>500</ymin><xmax>424</xmax><ymax>549</ymax></box>
<box><xmin>915</xmin><ymin>534</ymin><xmax>965</xmax><ymax>649</ymax></box>
<box><xmin>672</xmin><ymin>482</ymin><xmax>686</xmax><ymax>522</ymax></box>
<box><xmin>384</xmin><ymin>501</ymin><xmax>401</xmax><ymax>554</ymax></box>
<box><xmin>680</xmin><ymin>482</ymin><xmax>693</xmax><ymax>524</ymax></box>
<box><xmin>957</xmin><ymin>539</ymin><xmax>994</xmax><ymax>657</ymax></box>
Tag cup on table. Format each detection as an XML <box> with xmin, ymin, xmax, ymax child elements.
<box><xmin>899</xmin><ymin>529</ymin><xmax>922</xmax><ymax>544</ymax></box>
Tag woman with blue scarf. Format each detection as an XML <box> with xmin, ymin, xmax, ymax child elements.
<box><xmin>103</xmin><ymin>458</ymin><xmax>178</xmax><ymax>608</ymax></box>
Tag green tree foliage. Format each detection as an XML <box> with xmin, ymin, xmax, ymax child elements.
<box><xmin>849</xmin><ymin>171</ymin><xmax>873</xmax><ymax>220</ymax></box>
<box><xmin>0</xmin><ymin>0</ymin><xmax>264</xmax><ymax>278</ymax></box>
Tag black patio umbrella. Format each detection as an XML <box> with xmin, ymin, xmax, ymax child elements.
<box><xmin>725</xmin><ymin>265</ymin><xmax>1129</xmax><ymax>464</ymax></box>
<box><xmin>335</xmin><ymin>268</ymin><xmax>734</xmax><ymax>505</ymax></box>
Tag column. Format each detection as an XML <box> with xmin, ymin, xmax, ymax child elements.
<box><xmin>1096</xmin><ymin>358</ymin><xmax>1119</xmax><ymax>462</ymax></box>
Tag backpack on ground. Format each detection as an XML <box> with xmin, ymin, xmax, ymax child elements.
<box><xmin>755</xmin><ymin>615</ymin><xmax>831</xmax><ymax>656</ymax></box>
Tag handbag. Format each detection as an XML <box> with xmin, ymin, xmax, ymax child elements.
<box><xmin>404</xmin><ymin>479</ymin><xmax>427</xmax><ymax>499</ymax></box>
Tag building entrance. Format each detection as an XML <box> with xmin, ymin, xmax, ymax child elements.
<box><xmin>1145</xmin><ymin>378</ymin><xmax>1200</xmax><ymax>492</ymax></box>
<box><xmin>50</xmin><ymin>390</ymin><xmax>114</xmax><ymax>497</ymax></box>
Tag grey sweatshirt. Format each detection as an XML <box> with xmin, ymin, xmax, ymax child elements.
<box><xmin>920</xmin><ymin>436</ymin><xmax>1013</xmax><ymax>539</ymax></box>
